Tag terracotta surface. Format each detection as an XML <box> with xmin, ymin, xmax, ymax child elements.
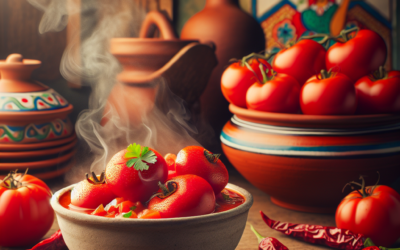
<box><xmin>221</xmin><ymin>105</ymin><xmax>400</xmax><ymax>213</ymax></box>
<box><xmin>0</xmin><ymin>149</ymin><xmax>76</xmax><ymax>171</ymax></box>
<box><xmin>0</xmin><ymin>133</ymin><xmax>76</xmax><ymax>151</ymax></box>
<box><xmin>51</xmin><ymin>183</ymin><xmax>252</xmax><ymax>250</ymax></box>
<box><xmin>0</xmin><ymin>138</ymin><xmax>77</xmax><ymax>160</ymax></box>
<box><xmin>180</xmin><ymin>0</ymin><xmax>265</xmax><ymax>149</ymax></box>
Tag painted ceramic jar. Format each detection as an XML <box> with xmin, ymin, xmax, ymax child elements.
<box><xmin>221</xmin><ymin>104</ymin><xmax>400</xmax><ymax>213</ymax></box>
<box><xmin>0</xmin><ymin>54</ymin><xmax>74</xmax><ymax>144</ymax></box>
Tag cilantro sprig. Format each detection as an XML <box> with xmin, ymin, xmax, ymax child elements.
<box><xmin>124</xmin><ymin>143</ymin><xmax>157</xmax><ymax>171</ymax></box>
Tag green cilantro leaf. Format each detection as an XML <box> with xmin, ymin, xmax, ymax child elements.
<box><xmin>222</xmin><ymin>193</ymin><xmax>231</xmax><ymax>201</ymax></box>
<box><xmin>124</xmin><ymin>143</ymin><xmax>157</xmax><ymax>171</ymax></box>
<box><xmin>123</xmin><ymin>211</ymin><xmax>133</xmax><ymax>218</ymax></box>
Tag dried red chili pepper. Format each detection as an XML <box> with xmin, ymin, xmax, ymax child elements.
<box><xmin>260</xmin><ymin>211</ymin><xmax>366</xmax><ymax>250</ymax></box>
<box><xmin>250</xmin><ymin>224</ymin><xmax>289</xmax><ymax>250</ymax></box>
<box><xmin>29</xmin><ymin>230</ymin><xmax>68</xmax><ymax>250</ymax></box>
<box><xmin>363</xmin><ymin>247</ymin><xmax>400</xmax><ymax>250</ymax></box>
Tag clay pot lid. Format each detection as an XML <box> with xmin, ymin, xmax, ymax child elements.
<box><xmin>0</xmin><ymin>54</ymin><xmax>69</xmax><ymax>112</ymax></box>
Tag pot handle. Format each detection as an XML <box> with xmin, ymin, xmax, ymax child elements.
<box><xmin>139</xmin><ymin>11</ymin><xmax>177</xmax><ymax>40</ymax></box>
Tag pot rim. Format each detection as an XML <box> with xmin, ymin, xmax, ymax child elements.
<box><xmin>51</xmin><ymin>182</ymin><xmax>253</xmax><ymax>226</ymax></box>
<box><xmin>229</xmin><ymin>104</ymin><xmax>400</xmax><ymax>128</ymax></box>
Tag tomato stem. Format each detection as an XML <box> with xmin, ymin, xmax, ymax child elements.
<box><xmin>150</xmin><ymin>181</ymin><xmax>178</xmax><ymax>200</ymax></box>
<box><xmin>372</xmin><ymin>66</ymin><xmax>388</xmax><ymax>80</ymax></box>
<box><xmin>86</xmin><ymin>171</ymin><xmax>106</xmax><ymax>185</ymax></box>
<box><xmin>337</xmin><ymin>26</ymin><xmax>359</xmax><ymax>42</ymax></box>
<box><xmin>204</xmin><ymin>149</ymin><xmax>221</xmax><ymax>163</ymax></box>
<box><xmin>0</xmin><ymin>169</ymin><xmax>28</xmax><ymax>189</ymax></box>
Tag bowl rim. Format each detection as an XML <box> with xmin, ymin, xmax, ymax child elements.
<box><xmin>229</xmin><ymin>104</ymin><xmax>400</xmax><ymax>128</ymax></box>
<box><xmin>51</xmin><ymin>182</ymin><xmax>253</xmax><ymax>226</ymax></box>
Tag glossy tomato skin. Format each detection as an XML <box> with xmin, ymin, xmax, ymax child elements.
<box><xmin>326</xmin><ymin>29</ymin><xmax>387</xmax><ymax>82</ymax></box>
<box><xmin>0</xmin><ymin>174</ymin><xmax>54</xmax><ymax>247</ymax></box>
<box><xmin>300</xmin><ymin>73</ymin><xmax>357</xmax><ymax>115</ymax></box>
<box><xmin>105</xmin><ymin>148</ymin><xmax>168</xmax><ymax>203</ymax></box>
<box><xmin>70</xmin><ymin>178</ymin><xmax>116</xmax><ymax>209</ymax></box>
<box><xmin>175</xmin><ymin>146</ymin><xmax>229</xmax><ymax>194</ymax></box>
<box><xmin>272</xmin><ymin>39</ymin><xmax>326</xmax><ymax>86</ymax></box>
<box><xmin>355</xmin><ymin>71</ymin><xmax>400</xmax><ymax>114</ymax></box>
<box><xmin>148</xmin><ymin>175</ymin><xmax>216</xmax><ymax>218</ymax></box>
<box><xmin>335</xmin><ymin>185</ymin><xmax>400</xmax><ymax>247</ymax></box>
<box><xmin>221</xmin><ymin>58</ymin><xmax>273</xmax><ymax>108</ymax></box>
<box><xmin>246</xmin><ymin>73</ymin><xmax>300</xmax><ymax>113</ymax></box>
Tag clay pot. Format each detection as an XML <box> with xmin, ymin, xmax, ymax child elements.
<box><xmin>105</xmin><ymin>11</ymin><xmax>216</xmax><ymax>125</ymax></box>
<box><xmin>0</xmin><ymin>54</ymin><xmax>74</xmax><ymax>144</ymax></box>
<box><xmin>221</xmin><ymin>104</ymin><xmax>400</xmax><ymax>213</ymax></box>
<box><xmin>181</xmin><ymin>0</ymin><xmax>265</xmax><ymax>148</ymax></box>
<box><xmin>51</xmin><ymin>183</ymin><xmax>253</xmax><ymax>250</ymax></box>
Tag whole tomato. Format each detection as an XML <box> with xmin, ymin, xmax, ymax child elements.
<box><xmin>272</xmin><ymin>39</ymin><xmax>326</xmax><ymax>86</ymax></box>
<box><xmin>300</xmin><ymin>70</ymin><xmax>357</xmax><ymax>115</ymax></box>
<box><xmin>246</xmin><ymin>73</ymin><xmax>300</xmax><ymax>113</ymax></box>
<box><xmin>326</xmin><ymin>29</ymin><xmax>387</xmax><ymax>82</ymax></box>
<box><xmin>0</xmin><ymin>170</ymin><xmax>54</xmax><ymax>247</ymax></box>
<box><xmin>148</xmin><ymin>175</ymin><xmax>216</xmax><ymax>218</ymax></box>
<box><xmin>105</xmin><ymin>143</ymin><xmax>168</xmax><ymax>203</ymax></box>
<box><xmin>336</xmin><ymin>176</ymin><xmax>400</xmax><ymax>247</ymax></box>
<box><xmin>70</xmin><ymin>171</ymin><xmax>116</xmax><ymax>209</ymax></box>
<box><xmin>355</xmin><ymin>68</ymin><xmax>400</xmax><ymax>114</ymax></box>
<box><xmin>175</xmin><ymin>146</ymin><xmax>229</xmax><ymax>194</ymax></box>
<box><xmin>221</xmin><ymin>54</ymin><xmax>273</xmax><ymax>108</ymax></box>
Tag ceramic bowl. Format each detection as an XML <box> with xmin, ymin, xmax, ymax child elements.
<box><xmin>51</xmin><ymin>183</ymin><xmax>253</xmax><ymax>250</ymax></box>
<box><xmin>221</xmin><ymin>104</ymin><xmax>400</xmax><ymax>213</ymax></box>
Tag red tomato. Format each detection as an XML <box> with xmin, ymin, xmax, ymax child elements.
<box><xmin>70</xmin><ymin>172</ymin><xmax>116</xmax><ymax>209</ymax></box>
<box><xmin>336</xmin><ymin>180</ymin><xmax>400</xmax><ymax>247</ymax></box>
<box><xmin>246</xmin><ymin>73</ymin><xmax>300</xmax><ymax>113</ymax></box>
<box><xmin>0</xmin><ymin>171</ymin><xmax>54</xmax><ymax>247</ymax></box>
<box><xmin>221</xmin><ymin>56</ymin><xmax>273</xmax><ymax>108</ymax></box>
<box><xmin>175</xmin><ymin>146</ymin><xmax>229</xmax><ymax>194</ymax></box>
<box><xmin>272</xmin><ymin>39</ymin><xmax>326</xmax><ymax>86</ymax></box>
<box><xmin>138</xmin><ymin>209</ymin><xmax>161</xmax><ymax>219</ymax></box>
<box><xmin>300</xmin><ymin>70</ymin><xmax>357</xmax><ymax>115</ymax></box>
<box><xmin>105</xmin><ymin>143</ymin><xmax>168</xmax><ymax>203</ymax></box>
<box><xmin>91</xmin><ymin>204</ymin><xmax>107</xmax><ymax>216</ymax></box>
<box><xmin>355</xmin><ymin>69</ymin><xmax>400</xmax><ymax>114</ymax></box>
<box><xmin>148</xmin><ymin>175</ymin><xmax>216</xmax><ymax>218</ymax></box>
<box><xmin>326</xmin><ymin>29</ymin><xmax>387</xmax><ymax>82</ymax></box>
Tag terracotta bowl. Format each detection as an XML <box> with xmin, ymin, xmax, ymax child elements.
<box><xmin>221</xmin><ymin>104</ymin><xmax>400</xmax><ymax>213</ymax></box>
<box><xmin>51</xmin><ymin>183</ymin><xmax>253</xmax><ymax>250</ymax></box>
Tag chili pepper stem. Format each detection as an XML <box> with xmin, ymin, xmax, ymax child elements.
<box><xmin>250</xmin><ymin>224</ymin><xmax>265</xmax><ymax>244</ymax></box>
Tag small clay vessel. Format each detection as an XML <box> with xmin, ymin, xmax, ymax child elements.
<box><xmin>181</xmin><ymin>0</ymin><xmax>265</xmax><ymax>148</ymax></box>
<box><xmin>0</xmin><ymin>54</ymin><xmax>73</xmax><ymax>144</ymax></box>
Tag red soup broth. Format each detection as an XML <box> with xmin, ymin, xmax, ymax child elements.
<box><xmin>59</xmin><ymin>188</ymin><xmax>245</xmax><ymax>216</ymax></box>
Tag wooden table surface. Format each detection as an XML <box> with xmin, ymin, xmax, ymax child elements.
<box><xmin>1</xmin><ymin>167</ymin><xmax>399</xmax><ymax>250</ymax></box>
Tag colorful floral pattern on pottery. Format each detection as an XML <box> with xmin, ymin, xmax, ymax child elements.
<box><xmin>0</xmin><ymin>89</ymin><xmax>69</xmax><ymax>112</ymax></box>
<box><xmin>221</xmin><ymin>115</ymin><xmax>400</xmax><ymax>158</ymax></box>
<box><xmin>0</xmin><ymin>118</ymin><xmax>72</xmax><ymax>143</ymax></box>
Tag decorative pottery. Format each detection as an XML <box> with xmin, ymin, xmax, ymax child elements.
<box><xmin>51</xmin><ymin>183</ymin><xmax>253</xmax><ymax>250</ymax></box>
<box><xmin>104</xmin><ymin>11</ymin><xmax>217</xmax><ymax>125</ymax></box>
<box><xmin>221</xmin><ymin>104</ymin><xmax>400</xmax><ymax>213</ymax></box>
<box><xmin>181</xmin><ymin>0</ymin><xmax>265</xmax><ymax>148</ymax></box>
<box><xmin>0</xmin><ymin>133</ymin><xmax>76</xmax><ymax>151</ymax></box>
<box><xmin>0</xmin><ymin>54</ymin><xmax>74</xmax><ymax>143</ymax></box>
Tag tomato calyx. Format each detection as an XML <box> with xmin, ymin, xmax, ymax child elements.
<box><xmin>317</xmin><ymin>69</ymin><xmax>336</xmax><ymax>80</ymax></box>
<box><xmin>342</xmin><ymin>172</ymin><xmax>381</xmax><ymax>199</ymax></box>
<box><xmin>370</xmin><ymin>66</ymin><xmax>389</xmax><ymax>81</ymax></box>
<box><xmin>148</xmin><ymin>181</ymin><xmax>178</xmax><ymax>201</ymax></box>
<box><xmin>0</xmin><ymin>169</ymin><xmax>28</xmax><ymax>189</ymax></box>
<box><xmin>86</xmin><ymin>171</ymin><xmax>106</xmax><ymax>185</ymax></box>
<box><xmin>204</xmin><ymin>149</ymin><xmax>221</xmax><ymax>163</ymax></box>
<box><xmin>229</xmin><ymin>52</ymin><xmax>275</xmax><ymax>84</ymax></box>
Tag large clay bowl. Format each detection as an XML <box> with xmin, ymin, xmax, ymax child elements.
<box><xmin>51</xmin><ymin>183</ymin><xmax>253</xmax><ymax>250</ymax></box>
<box><xmin>221</xmin><ymin>104</ymin><xmax>400</xmax><ymax>213</ymax></box>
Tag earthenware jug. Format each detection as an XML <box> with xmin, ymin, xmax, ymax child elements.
<box><xmin>104</xmin><ymin>11</ymin><xmax>217</xmax><ymax>125</ymax></box>
<box><xmin>181</xmin><ymin>0</ymin><xmax>265</xmax><ymax>150</ymax></box>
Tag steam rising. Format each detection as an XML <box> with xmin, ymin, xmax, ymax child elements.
<box><xmin>29</xmin><ymin>0</ymin><xmax>201</xmax><ymax>183</ymax></box>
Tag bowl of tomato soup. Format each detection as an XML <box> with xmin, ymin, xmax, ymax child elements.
<box><xmin>51</xmin><ymin>183</ymin><xmax>252</xmax><ymax>250</ymax></box>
